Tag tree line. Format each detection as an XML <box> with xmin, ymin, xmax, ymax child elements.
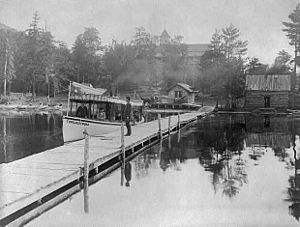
<box><xmin>0</xmin><ymin>12</ymin><xmax>188</xmax><ymax>98</ymax></box>
<box><xmin>197</xmin><ymin>3</ymin><xmax>300</xmax><ymax>107</ymax></box>
<box><xmin>0</xmin><ymin>6</ymin><xmax>299</xmax><ymax>104</ymax></box>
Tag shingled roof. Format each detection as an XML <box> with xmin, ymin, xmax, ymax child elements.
<box><xmin>167</xmin><ymin>83</ymin><xmax>198</xmax><ymax>93</ymax></box>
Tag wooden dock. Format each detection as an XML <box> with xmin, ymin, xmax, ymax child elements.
<box><xmin>0</xmin><ymin>106</ymin><xmax>214</xmax><ymax>226</ymax></box>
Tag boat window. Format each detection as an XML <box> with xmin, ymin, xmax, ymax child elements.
<box><xmin>76</xmin><ymin>104</ymin><xmax>89</xmax><ymax>118</ymax></box>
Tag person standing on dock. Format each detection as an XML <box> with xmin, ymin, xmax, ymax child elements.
<box><xmin>124</xmin><ymin>96</ymin><xmax>132</xmax><ymax>136</ymax></box>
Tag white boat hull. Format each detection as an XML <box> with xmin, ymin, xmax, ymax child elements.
<box><xmin>63</xmin><ymin>116</ymin><xmax>121</xmax><ymax>142</ymax></box>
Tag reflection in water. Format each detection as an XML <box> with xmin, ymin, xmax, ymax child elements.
<box><xmin>0</xmin><ymin>113</ymin><xmax>63</xmax><ymax>163</ymax></box>
<box><xmin>28</xmin><ymin>115</ymin><xmax>300</xmax><ymax>226</ymax></box>
<box><xmin>134</xmin><ymin>151</ymin><xmax>153</xmax><ymax>178</ymax></box>
<box><xmin>287</xmin><ymin>140</ymin><xmax>300</xmax><ymax>221</ymax></box>
<box><xmin>133</xmin><ymin>114</ymin><xmax>300</xmax><ymax>219</ymax></box>
<box><xmin>125</xmin><ymin>162</ymin><xmax>132</xmax><ymax>187</ymax></box>
<box><xmin>120</xmin><ymin>162</ymin><xmax>132</xmax><ymax>187</ymax></box>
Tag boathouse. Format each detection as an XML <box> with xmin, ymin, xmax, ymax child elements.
<box><xmin>167</xmin><ymin>83</ymin><xmax>198</xmax><ymax>103</ymax></box>
<box><xmin>244</xmin><ymin>74</ymin><xmax>300</xmax><ymax>110</ymax></box>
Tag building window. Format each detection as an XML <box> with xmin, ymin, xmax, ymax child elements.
<box><xmin>175</xmin><ymin>91</ymin><xmax>183</xmax><ymax>98</ymax></box>
<box><xmin>264</xmin><ymin>96</ymin><xmax>270</xmax><ymax>108</ymax></box>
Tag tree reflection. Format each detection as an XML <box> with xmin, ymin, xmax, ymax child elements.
<box><xmin>222</xmin><ymin>151</ymin><xmax>247</xmax><ymax>198</ymax></box>
<box><xmin>196</xmin><ymin>116</ymin><xmax>248</xmax><ymax>199</ymax></box>
<box><xmin>286</xmin><ymin>143</ymin><xmax>300</xmax><ymax>221</ymax></box>
<box><xmin>248</xmin><ymin>146</ymin><xmax>265</xmax><ymax>161</ymax></box>
<box><xmin>134</xmin><ymin>114</ymin><xmax>299</xmax><ymax>202</ymax></box>
<box><xmin>245</xmin><ymin>116</ymin><xmax>294</xmax><ymax>163</ymax></box>
<box><xmin>134</xmin><ymin>145</ymin><xmax>159</xmax><ymax>177</ymax></box>
<box><xmin>200</xmin><ymin>147</ymin><xmax>247</xmax><ymax>199</ymax></box>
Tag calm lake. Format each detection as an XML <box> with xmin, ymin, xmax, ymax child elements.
<box><xmin>2</xmin><ymin>113</ymin><xmax>300</xmax><ymax>226</ymax></box>
<box><xmin>0</xmin><ymin>113</ymin><xmax>63</xmax><ymax>164</ymax></box>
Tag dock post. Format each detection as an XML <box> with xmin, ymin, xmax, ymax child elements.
<box><xmin>177</xmin><ymin>112</ymin><xmax>180</xmax><ymax>130</ymax></box>
<box><xmin>177</xmin><ymin>129</ymin><xmax>181</xmax><ymax>143</ymax></box>
<box><xmin>168</xmin><ymin>115</ymin><xmax>171</xmax><ymax>149</ymax></box>
<box><xmin>83</xmin><ymin>129</ymin><xmax>89</xmax><ymax>213</ymax></box>
<box><xmin>121</xmin><ymin>122</ymin><xmax>125</xmax><ymax>186</ymax></box>
<box><xmin>158</xmin><ymin>113</ymin><xmax>162</xmax><ymax>139</ymax></box>
<box><xmin>159</xmin><ymin>138</ymin><xmax>163</xmax><ymax>160</ymax></box>
<box><xmin>177</xmin><ymin>113</ymin><xmax>181</xmax><ymax>143</ymax></box>
<box><xmin>168</xmin><ymin>115</ymin><xmax>171</xmax><ymax>135</ymax></box>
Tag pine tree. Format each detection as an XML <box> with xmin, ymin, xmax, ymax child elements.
<box><xmin>222</xmin><ymin>24</ymin><xmax>247</xmax><ymax>59</ymax></box>
<box><xmin>246</xmin><ymin>57</ymin><xmax>268</xmax><ymax>75</ymax></box>
<box><xmin>266</xmin><ymin>49</ymin><xmax>292</xmax><ymax>74</ymax></box>
<box><xmin>131</xmin><ymin>27</ymin><xmax>155</xmax><ymax>61</ymax></box>
<box><xmin>282</xmin><ymin>4</ymin><xmax>300</xmax><ymax>73</ymax></box>
<box><xmin>209</xmin><ymin>29</ymin><xmax>222</xmax><ymax>53</ymax></box>
<box><xmin>20</xmin><ymin>11</ymin><xmax>55</xmax><ymax>97</ymax></box>
<box><xmin>72</xmin><ymin>27</ymin><xmax>102</xmax><ymax>84</ymax></box>
<box><xmin>199</xmin><ymin>25</ymin><xmax>248</xmax><ymax>108</ymax></box>
<box><xmin>0</xmin><ymin>29</ymin><xmax>16</xmax><ymax>96</ymax></box>
<box><xmin>24</xmin><ymin>11</ymin><xmax>41</xmax><ymax>97</ymax></box>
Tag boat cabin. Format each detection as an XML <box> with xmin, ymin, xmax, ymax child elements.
<box><xmin>68</xmin><ymin>82</ymin><xmax>143</xmax><ymax>122</ymax></box>
<box><xmin>69</xmin><ymin>95</ymin><xmax>143</xmax><ymax>121</ymax></box>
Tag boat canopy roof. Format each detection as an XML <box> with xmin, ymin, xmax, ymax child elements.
<box><xmin>69</xmin><ymin>82</ymin><xmax>143</xmax><ymax>107</ymax></box>
<box><xmin>71</xmin><ymin>82</ymin><xmax>107</xmax><ymax>96</ymax></box>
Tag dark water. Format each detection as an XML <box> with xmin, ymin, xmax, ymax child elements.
<box><xmin>26</xmin><ymin>114</ymin><xmax>300</xmax><ymax>226</ymax></box>
<box><xmin>0</xmin><ymin>113</ymin><xmax>63</xmax><ymax>163</ymax></box>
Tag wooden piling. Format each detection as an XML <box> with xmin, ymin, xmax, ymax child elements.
<box><xmin>158</xmin><ymin>113</ymin><xmax>162</xmax><ymax>139</ymax></box>
<box><xmin>120</xmin><ymin>165</ymin><xmax>124</xmax><ymax>186</ymax></box>
<box><xmin>158</xmin><ymin>137</ymin><xmax>163</xmax><ymax>160</ymax></box>
<box><xmin>168</xmin><ymin>115</ymin><xmax>171</xmax><ymax>135</ymax></box>
<box><xmin>83</xmin><ymin>129</ymin><xmax>89</xmax><ymax>213</ymax></box>
<box><xmin>3</xmin><ymin>117</ymin><xmax>7</xmax><ymax>162</ymax></box>
<box><xmin>121</xmin><ymin>122</ymin><xmax>125</xmax><ymax>186</ymax></box>
<box><xmin>121</xmin><ymin>122</ymin><xmax>125</xmax><ymax>161</ymax></box>
<box><xmin>70</xmin><ymin>102</ymin><xmax>73</xmax><ymax>116</ymax></box>
<box><xmin>177</xmin><ymin>112</ymin><xmax>181</xmax><ymax>143</ymax></box>
<box><xmin>168</xmin><ymin>115</ymin><xmax>171</xmax><ymax>149</ymax></box>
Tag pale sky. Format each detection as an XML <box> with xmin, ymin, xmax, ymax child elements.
<box><xmin>0</xmin><ymin>0</ymin><xmax>298</xmax><ymax>64</ymax></box>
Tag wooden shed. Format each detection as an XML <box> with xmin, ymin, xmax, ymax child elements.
<box><xmin>167</xmin><ymin>83</ymin><xmax>198</xmax><ymax>104</ymax></box>
<box><xmin>244</xmin><ymin>74</ymin><xmax>300</xmax><ymax>110</ymax></box>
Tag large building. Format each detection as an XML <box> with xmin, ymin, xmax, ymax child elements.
<box><xmin>186</xmin><ymin>43</ymin><xmax>210</xmax><ymax>65</ymax></box>
<box><xmin>160</xmin><ymin>29</ymin><xmax>171</xmax><ymax>45</ymax></box>
<box><xmin>157</xmin><ymin>30</ymin><xmax>210</xmax><ymax>80</ymax></box>
<box><xmin>158</xmin><ymin>30</ymin><xmax>209</xmax><ymax>62</ymax></box>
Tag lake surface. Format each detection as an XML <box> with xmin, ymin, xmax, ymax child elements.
<box><xmin>22</xmin><ymin>114</ymin><xmax>300</xmax><ymax>226</ymax></box>
<box><xmin>0</xmin><ymin>113</ymin><xmax>63</xmax><ymax>164</ymax></box>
